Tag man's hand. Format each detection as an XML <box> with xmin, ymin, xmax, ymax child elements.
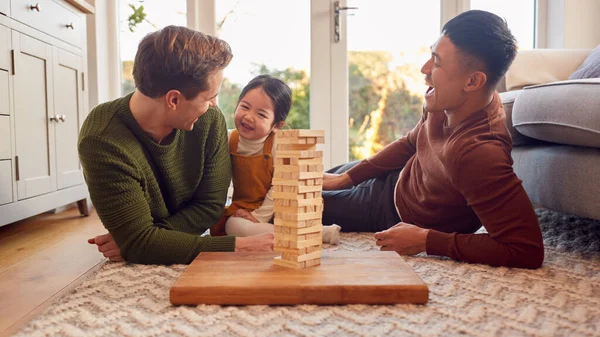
<box><xmin>323</xmin><ymin>172</ymin><xmax>354</xmax><ymax>190</ymax></box>
<box><xmin>232</xmin><ymin>209</ymin><xmax>259</xmax><ymax>223</ymax></box>
<box><xmin>374</xmin><ymin>222</ymin><xmax>430</xmax><ymax>255</ymax></box>
<box><xmin>235</xmin><ymin>233</ymin><xmax>274</xmax><ymax>252</ymax></box>
<box><xmin>88</xmin><ymin>233</ymin><xmax>124</xmax><ymax>262</ymax></box>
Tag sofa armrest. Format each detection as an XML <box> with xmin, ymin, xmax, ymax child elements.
<box><xmin>512</xmin><ymin>79</ymin><xmax>600</xmax><ymax>148</ymax></box>
<box><xmin>504</xmin><ymin>49</ymin><xmax>591</xmax><ymax>91</ymax></box>
<box><xmin>499</xmin><ymin>90</ymin><xmax>538</xmax><ymax>146</ymax></box>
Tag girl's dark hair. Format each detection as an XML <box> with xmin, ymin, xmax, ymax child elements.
<box><xmin>442</xmin><ymin>10</ymin><xmax>517</xmax><ymax>88</ymax></box>
<box><xmin>238</xmin><ymin>75</ymin><xmax>292</xmax><ymax>124</ymax></box>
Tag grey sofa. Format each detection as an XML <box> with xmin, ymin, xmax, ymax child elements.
<box><xmin>500</xmin><ymin>49</ymin><xmax>600</xmax><ymax>220</ymax></box>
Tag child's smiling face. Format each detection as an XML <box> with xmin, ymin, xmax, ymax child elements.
<box><xmin>233</xmin><ymin>87</ymin><xmax>280</xmax><ymax>140</ymax></box>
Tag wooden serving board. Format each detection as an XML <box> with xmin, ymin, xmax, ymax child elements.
<box><xmin>170</xmin><ymin>251</ymin><xmax>428</xmax><ymax>305</ymax></box>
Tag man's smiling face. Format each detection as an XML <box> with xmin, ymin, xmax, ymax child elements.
<box><xmin>420</xmin><ymin>35</ymin><xmax>472</xmax><ymax>113</ymax></box>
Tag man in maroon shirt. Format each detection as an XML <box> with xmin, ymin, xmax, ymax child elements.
<box><xmin>322</xmin><ymin>10</ymin><xmax>544</xmax><ymax>268</ymax></box>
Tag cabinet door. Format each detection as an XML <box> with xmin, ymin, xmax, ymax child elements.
<box><xmin>54</xmin><ymin>48</ymin><xmax>84</xmax><ymax>189</ymax></box>
<box><xmin>12</xmin><ymin>31</ymin><xmax>56</xmax><ymax>200</ymax></box>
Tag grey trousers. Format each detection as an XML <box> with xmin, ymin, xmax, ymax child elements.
<box><xmin>322</xmin><ymin>161</ymin><xmax>402</xmax><ymax>232</ymax></box>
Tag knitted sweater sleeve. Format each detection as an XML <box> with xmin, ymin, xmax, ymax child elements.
<box><xmin>78</xmin><ymin>134</ymin><xmax>235</xmax><ymax>265</ymax></box>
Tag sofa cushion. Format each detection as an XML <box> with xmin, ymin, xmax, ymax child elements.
<box><xmin>512</xmin><ymin>79</ymin><xmax>600</xmax><ymax>148</ymax></box>
<box><xmin>569</xmin><ymin>45</ymin><xmax>600</xmax><ymax>79</ymax></box>
<box><xmin>499</xmin><ymin>90</ymin><xmax>538</xmax><ymax>146</ymax></box>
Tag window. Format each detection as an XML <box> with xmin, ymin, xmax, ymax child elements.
<box><xmin>215</xmin><ymin>0</ymin><xmax>311</xmax><ymax>129</ymax></box>
<box><xmin>470</xmin><ymin>0</ymin><xmax>536</xmax><ymax>49</ymax></box>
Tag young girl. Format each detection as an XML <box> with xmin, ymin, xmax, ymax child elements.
<box><xmin>210</xmin><ymin>75</ymin><xmax>341</xmax><ymax>244</ymax></box>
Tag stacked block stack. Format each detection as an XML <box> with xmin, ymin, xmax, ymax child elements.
<box><xmin>272</xmin><ymin>130</ymin><xmax>325</xmax><ymax>269</ymax></box>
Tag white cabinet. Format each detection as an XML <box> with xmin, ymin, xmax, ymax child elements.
<box><xmin>12</xmin><ymin>31</ymin><xmax>57</xmax><ymax>199</ymax></box>
<box><xmin>0</xmin><ymin>1</ymin><xmax>93</xmax><ymax>226</ymax></box>
<box><xmin>53</xmin><ymin>48</ymin><xmax>84</xmax><ymax>190</ymax></box>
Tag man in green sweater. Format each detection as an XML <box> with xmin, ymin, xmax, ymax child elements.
<box><xmin>80</xmin><ymin>26</ymin><xmax>273</xmax><ymax>265</ymax></box>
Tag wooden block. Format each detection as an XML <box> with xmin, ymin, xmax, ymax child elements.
<box><xmin>275</xmin><ymin>137</ymin><xmax>299</xmax><ymax>144</ymax></box>
<box><xmin>297</xmin><ymin>130</ymin><xmax>325</xmax><ymax>138</ymax></box>
<box><xmin>274</xmin><ymin>224</ymin><xmax>322</xmax><ymax>236</ymax></box>
<box><xmin>273</xmin><ymin>256</ymin><xmax>303</xmax><ymax>269</ymax></box>
<box><xmin>272</xmin><ymin>180</ymin><xmax>323</xmax><ymax>193</ymax></box>
<box><xmin>304</xmin><ymin>258</ymin><xmax>321</xmax><ymax>268</ymax></box>
<box><xmin>274</xmin><ymin>218</ymin><xmax>315</xmax><ymax>228</ymax></box>
<box><xmin>281</xmin><ymin>250</ymin><xmax>322</xmax><ymax>263</ymax></box>
<box><xmin>273</xmin><ymin>204</ymin><xmax>324</xmax><ymax>214</ymax></box>
<box><xmin>276</xmin><ymin>144</ymin><xmax>317</xmax><ymax>151</ymax></box>
<box><xmin>273</xmin><ymin>237</ymin><xmax>322</xmax><ymax>250</ymax></box>
<box><xmin>308</xmin><ymin>164</ymin><xmax>323</xmax><ymax>172</ymax></box>
<box><xmin>274</xmin><ymin>164</ymin><xmax>308</xmax><ymax>173</ymax></box>
<box><xmin>317</xmin><ymin>137</ymin><xmax>325</xmax><ymax>144</ymax></box>
<box><xmin>297</xmin><ymin>158</ymin><xmax>323</xmax><ymax>166</ymax></box>
<box><xmin>274</xmin><ymin>197</ymin><xmax>323</xmax><ymax>207</ymax></box>
<box><xmin>274</xmin><ymin>244</ymin><xmax>322</xmax><ymax>255</ymax></box>
<box><xmin>275</xmin><ymin>212</ymin><xmax>323</xmax><ymax>222</ymax></box>
<box><xmin>275</xmin><ymin>232</ymin><xmax>320</xmax><ymax>242</ymax></box>
<box><xmin>276</xmin><ymin>150</ymin><xmax>323</xmax><ymax>159</ymax></box>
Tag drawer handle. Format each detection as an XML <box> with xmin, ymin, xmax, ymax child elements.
<box><xmin>65</xmin><ymin>23</ymin><xmax>75</xmax><ymax>30</ymax></box>
<box><xmin>29</xmin><ymin>3</ymin><xmax>41</xmax><ymax>11</ymax></box>
<box><xmin>58</xmin><ymin>114</ymin><xmax>67</xmax><ymax>122</ymax></box>
<box><xmin>49</xmin><ymin>115</ymin><xmax>59</xmax><ymax>122</ymax></box>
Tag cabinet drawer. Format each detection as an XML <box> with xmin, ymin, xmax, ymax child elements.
<box><xmin>0</xmin><ymin>115</ymin><xmax>10</xmax><ymax>159</ymax></box>
<box><xmin>0</xmin><ymin>160</ymin><xmax>13</xmax><ymax>205</ymax></box>
<box><xmin>0</xmin><ymin>71</ymin><xmax>8</xmax><ymax>116</ymax></box>
<box><xmin>11</xmin><ymin>0</ymin><xmax>84</xmax><ymax>47</ymax></box>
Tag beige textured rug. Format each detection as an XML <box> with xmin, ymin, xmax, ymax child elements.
<box><xmin>14</xmin><ymin>210</ymin><xmax>600</xmax><ymax>337</ymax></box>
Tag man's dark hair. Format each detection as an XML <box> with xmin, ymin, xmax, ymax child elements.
<box><xmin>238</xmin><ymin>75</ymin><xmax>292</xmax><ymax>125</ymax></box>
<box><xmin>442</xmin><ymin>10</ymin><xmax>517</xmax><ymax>88</ymax></box>
<box><xmin>133</xmin><ymin>25</ymin><xmax>233</xmax><ymax>99</ymax></box>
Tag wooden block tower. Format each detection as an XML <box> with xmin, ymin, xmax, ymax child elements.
<box><xmin>273</xmin><ymin>130</ymin><xmax>325</xmax><ymax>269</ymax></box>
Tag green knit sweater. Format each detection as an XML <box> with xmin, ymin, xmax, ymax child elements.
<box><xmin>78</xmin><ymin>93</ymin><xmax>235</xmax><ymax>265</ymax></box>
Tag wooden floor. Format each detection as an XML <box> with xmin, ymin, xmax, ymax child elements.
<box><xmin>0</xmin><ymin>206</ymin><xmax>106</xmax><ymax>336</ymax></box>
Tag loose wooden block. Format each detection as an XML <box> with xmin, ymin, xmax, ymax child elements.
<box><xmin>170</xmin><ymin>251</ymin><xmax>429</xmax><ymax>305</ymax></box>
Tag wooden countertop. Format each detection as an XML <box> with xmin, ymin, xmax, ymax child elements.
<box><xmin>65</xmin><ymin>0</ymin><xmax>95</xmax><ymax>14</ymax></box>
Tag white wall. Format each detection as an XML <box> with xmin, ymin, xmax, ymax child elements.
<box><xmin>86</xmin><ymin>0</ymin><xmax>121</xmax><ymax>109</ymax></box>
<box><xmin>546</xmin><ymin>0</ymin><xmax>600</xmax><ymax>48</ymax></box>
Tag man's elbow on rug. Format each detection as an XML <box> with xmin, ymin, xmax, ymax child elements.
<box><xmin>504</xmin><ymin>243</ymin><xmax>545</xmax><ymax>269</ymax></box>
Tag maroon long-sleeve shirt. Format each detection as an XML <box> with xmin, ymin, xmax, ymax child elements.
<box><xmin>347</xmin><ymin>93</ymin><xmax>544</xmax><ymax>268</ymax></box>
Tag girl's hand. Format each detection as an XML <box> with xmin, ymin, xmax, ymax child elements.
<box><xmin>233</xmin><ymin>209</ymin><xmax>259</xmax><ymax>223</ymax></box>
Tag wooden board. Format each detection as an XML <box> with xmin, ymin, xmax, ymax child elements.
<box><xmin>170</xmin><ymin>251</ymin><xmax>428</xmax><ymax>305</ymax></box>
